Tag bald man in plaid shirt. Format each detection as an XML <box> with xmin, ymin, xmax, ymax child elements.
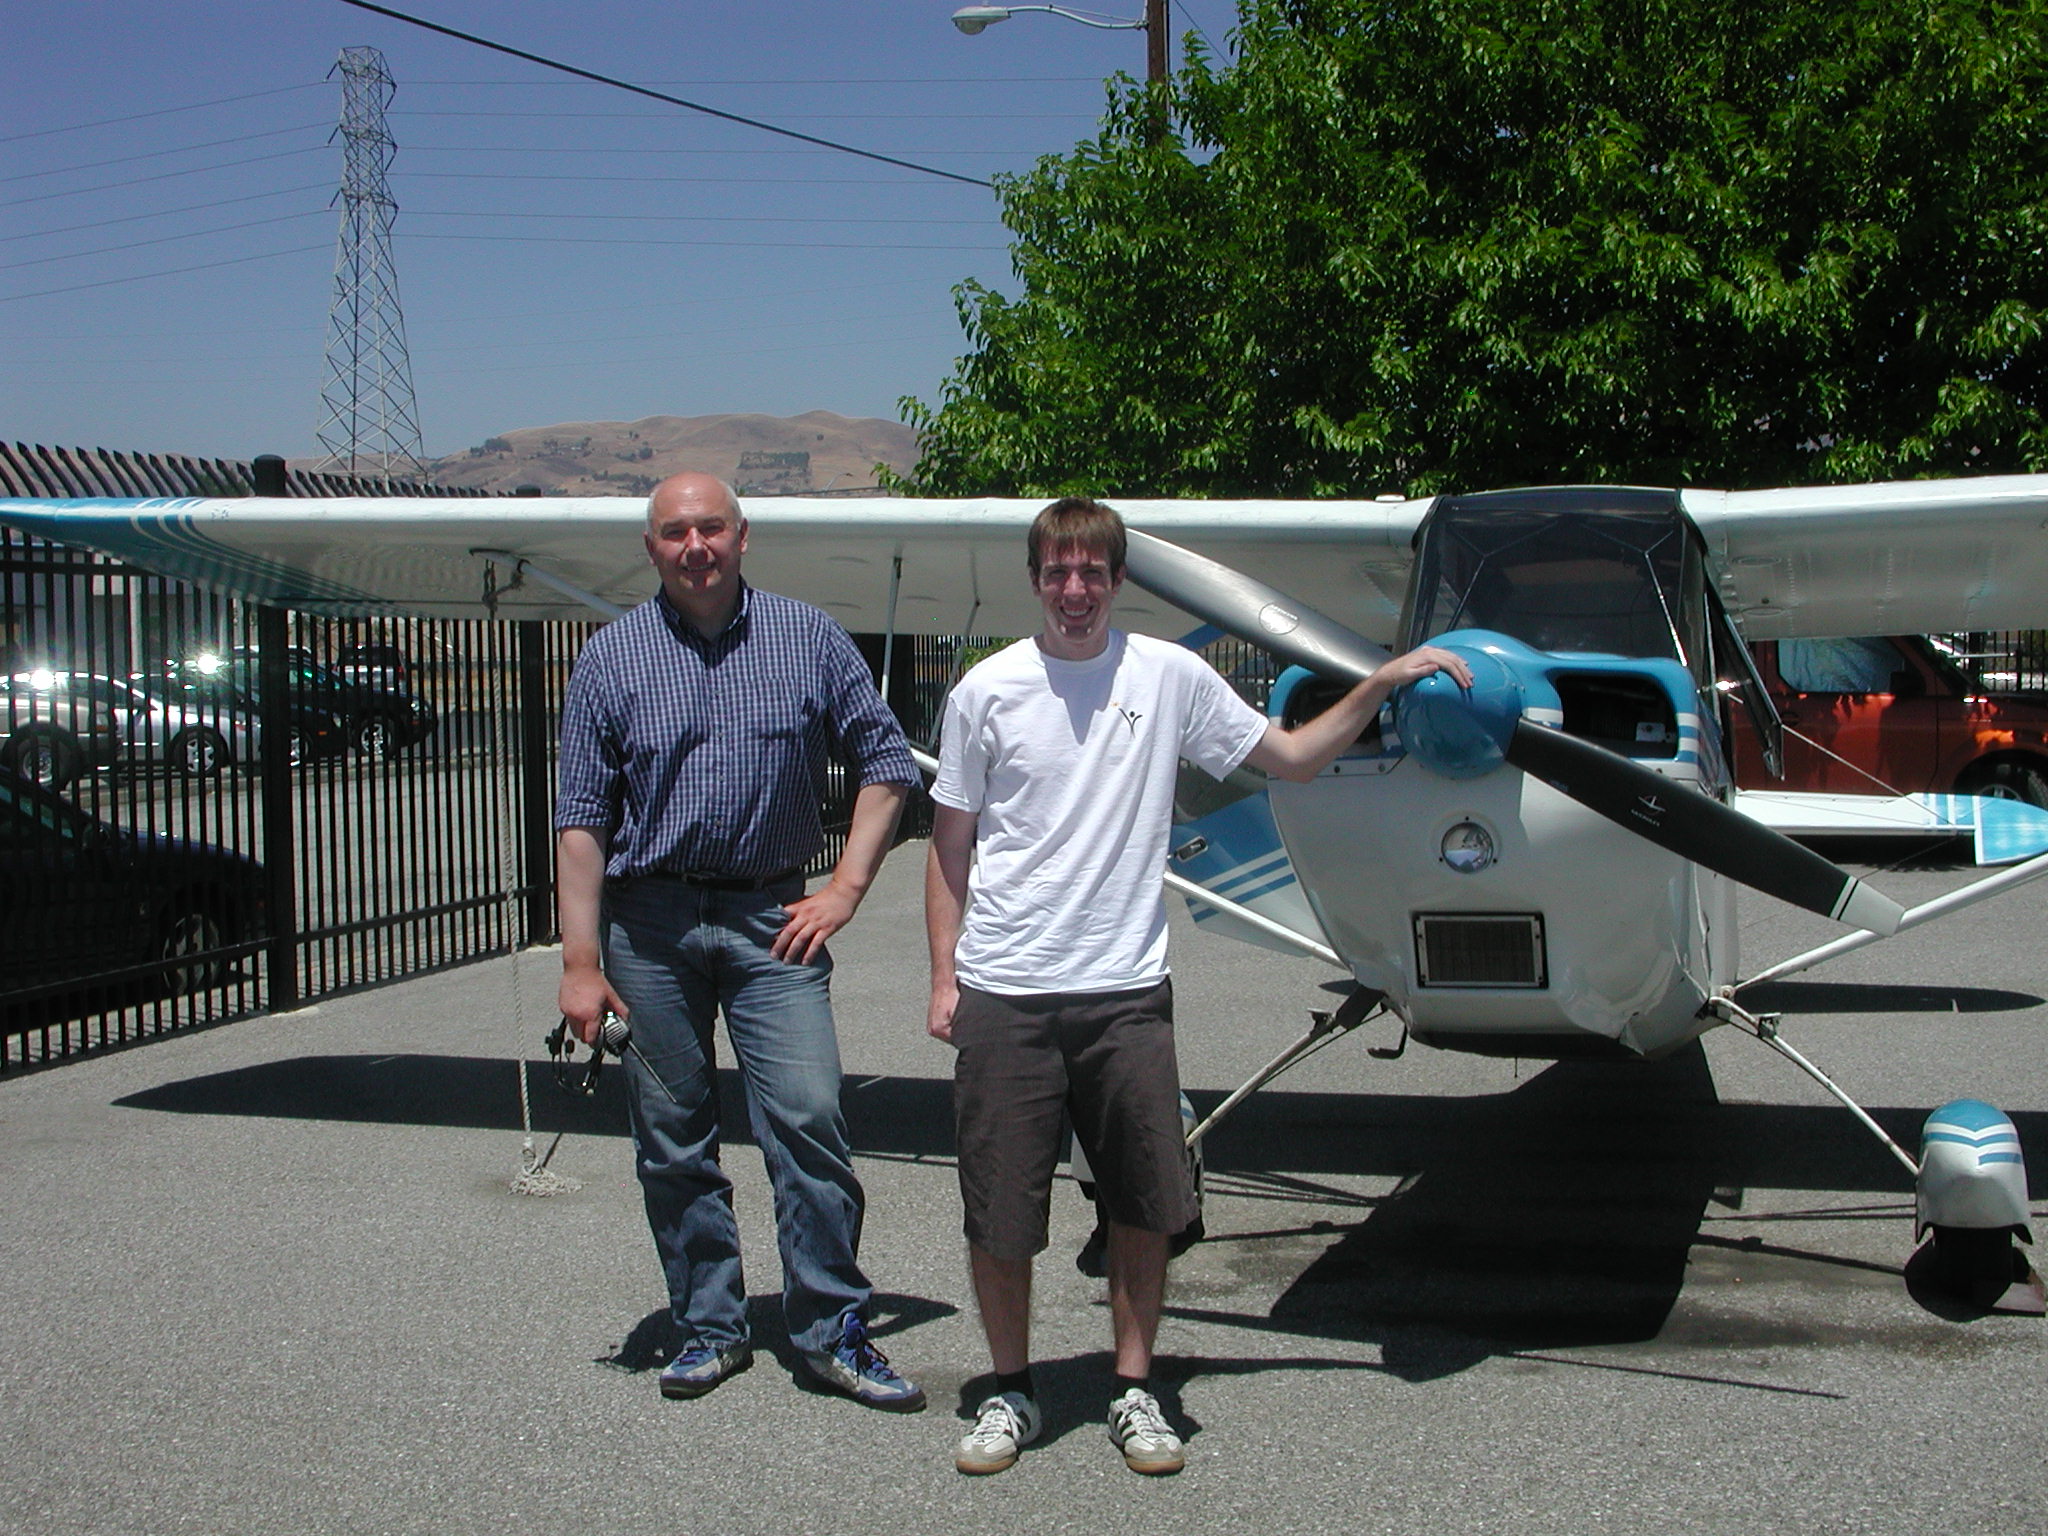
<box><xmin>556</xmin><ymin>472</ymin><xmax>924</xmax><ymax>1411</ymax></box>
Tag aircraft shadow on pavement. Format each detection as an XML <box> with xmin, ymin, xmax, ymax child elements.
<box><xmin>114</xmin><ymin>1054</ymin><xmax>958</xmax><ymax>1156</ymax></box>
<box><xmin>116</xmin><ymin>1048</ymin><xmax>2045</xmax><ymax>1383</ymax></box>
<box><xmin>1738</xmin><ymin>979</ymin><xmax>2040</xmax><ymax>1014</ymax></box>
<box><xmin>1183</xmin><ymin>1046</ymin><xmax>2048</xmax><ymax>1381</ymax></box>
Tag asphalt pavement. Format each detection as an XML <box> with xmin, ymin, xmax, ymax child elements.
<box><xmin>1</xmin><ymin>837</ymin><xmax>2043</xmax><ymax>1536</ymax></box>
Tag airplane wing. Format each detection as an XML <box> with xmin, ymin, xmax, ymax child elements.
<box><xmin>3</xmin><ymin>472</ymin><xmax>2046</xmax><ymax>639</ymax></box>
<box><xmin>1684</xmin><ymin>476</ymin><xmax>2048</xmax><ymax>639</ymax></box>
<box><xmin>0</xmin><ymin>494</ymin><xmax>1428</xmax><ymax>639</ymax></box>
<box><xmin>1734</xmin><ymin>789</ymin><xmax>2048</xmax><ymax>866</ymax></box>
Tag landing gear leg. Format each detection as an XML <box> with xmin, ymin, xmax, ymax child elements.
<box><xmin>1706</xmin><ymin>992</ymin><xmax>2045</xmax><ymax>1314</ymax></box>
<box><xmin>1187</xmin><ymin>986</ymin><xmax>1390</xmax><ymax>1150</ymax></box>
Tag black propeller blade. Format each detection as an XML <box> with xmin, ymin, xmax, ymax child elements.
<box><xmin>1122</xmin><ymin>529</ymin><xmax>1393</xmax><ymax>683</ymax></box>
<box><xmin>1121</xmin><ymin>525</ymin><xmax>1903</xmax><ymax>935</ymax></box>
<box><xmin>1506</xmin><ymin>720</ymin><xmax>1903</xmax><ymax>934</ymax></box>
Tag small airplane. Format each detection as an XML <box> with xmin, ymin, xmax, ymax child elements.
<box><xmin>3</xmin><ymin>474</ymin><xmax>2044</xmax><ymax>1308</ymax></box>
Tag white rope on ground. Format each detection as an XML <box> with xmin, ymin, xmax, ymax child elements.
<box><xmin>496</xmin><ymin>681</ymin><xmax>580</xmax><ymax>1197</ymax></box>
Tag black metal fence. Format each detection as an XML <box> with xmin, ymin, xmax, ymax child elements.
<box><xmin>0</xmin><ymin>443</ymin><xmax>941</xmax><ymax>1069</ymax></box>
<box><xmin>0</xmin><ymin>520</ymin><xmax>606</xmax><ymax>1068</ymax></box>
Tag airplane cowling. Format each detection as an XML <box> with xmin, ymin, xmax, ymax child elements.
<box><xmin>1916</xmin><ymin>1099</ymin><xmax>2032</xmax><ymax>1240</ymax></box>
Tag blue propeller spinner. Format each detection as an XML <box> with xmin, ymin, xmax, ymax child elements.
<box><xmin>1394</xmin><ymin>640</ymin><xmax>1524</xmax><ymax>780</ymax></box>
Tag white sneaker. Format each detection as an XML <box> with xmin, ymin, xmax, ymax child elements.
<box><xmin>955</xmin><ymin>1391</ymin><xmax>1042</xmax><ymax>1474</ymax></box>
<box><xmin>1107</xmin><ymin>1386</ymin><xmax>1185</xmax><ymax>1474</ymax></box>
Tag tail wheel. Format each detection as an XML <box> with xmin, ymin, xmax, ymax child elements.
<box><xmin>4</xmin><ymin>726</ymin><xmax>83</xmax><ymax>790</ymax></box>
<box><xmin>171</xmin><ymin>727</ymin><xmax>227</xmax><ymax>778</ymax></box>
<box><xmin>1928</xmin><ymin>1225</ymin><xmax>2024</xmax><ymax>1300</ymax></box>
<box><xmin>159</xmin><ymin>906</ymin><xmax>225</xmax><ymax>995</ymax></box>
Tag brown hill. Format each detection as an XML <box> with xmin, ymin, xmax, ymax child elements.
<box><xmin>415</xmin><ymin>410</ymin><xmax>918</xmax><ymax>497</ymax></box>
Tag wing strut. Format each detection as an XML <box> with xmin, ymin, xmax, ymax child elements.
<box><xmin>880</xmin><ymin>549</ymin><xmax>903</xmax><ymax>706</ymax></box>
<box><xmin>1704</xmin><ymin>995</ymin><xmax>1920</xmax><ymax>1177</ymax></box>
<box><xmin>1735</xmin><ymin>845</ymin><xmax>2048</xmax><ymax>988</ymax></box>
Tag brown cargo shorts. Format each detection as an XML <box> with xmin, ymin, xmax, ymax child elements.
<box><xmin>950</xmin><ymin>977</ymin><xmax>1196</xmax><ymax>1260</ymax></box>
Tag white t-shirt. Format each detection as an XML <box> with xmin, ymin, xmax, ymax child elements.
<box><xmin>933</xmin><ymin>630</ymin><xmax>1268</xmax><ymax>995</ymax></box>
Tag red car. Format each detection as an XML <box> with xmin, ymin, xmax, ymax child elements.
<box><xmin>1730</xmin><ymin>636</ymin><xmax>2048</xmax><ymax>807</ymax></box>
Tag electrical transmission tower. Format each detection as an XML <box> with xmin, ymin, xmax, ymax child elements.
<box><xmin>314</xmin><ymin>46</ymin><xmax>427</xmax><ymax>479</ymax></box>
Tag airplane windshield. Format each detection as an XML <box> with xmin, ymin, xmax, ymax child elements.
<box><xmin>1403</xmin><ymin>494</ymin><xmax>1708</xmax><ymax>672</ymax></box>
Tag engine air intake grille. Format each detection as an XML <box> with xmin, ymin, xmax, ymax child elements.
<box><xmin>1414</xmin><ymin>913</ymin><xmax>1547</xmax><ymax>988</ymax></box>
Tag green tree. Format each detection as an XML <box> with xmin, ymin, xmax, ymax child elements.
<box><xmin>897</xmin><ymin>0</ymin><xmax>2048</xmax><ymax>497</ymax></box>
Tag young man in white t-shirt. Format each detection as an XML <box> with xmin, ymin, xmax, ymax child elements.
<box><xmin>926</xmin><ymin>498</ymin><xmax>1469</xmax><ymax>1475</ymax></box>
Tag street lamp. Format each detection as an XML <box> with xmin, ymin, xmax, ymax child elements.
<box><xmin>950</xmin><ymin>2</ymin><xmax>1167</xmax><ymax>84</ymax></box>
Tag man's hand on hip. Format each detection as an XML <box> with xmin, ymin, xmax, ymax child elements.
<box><xmin>773</xmin><ymin>880</ymin><xmax>860</xmax><ymax>965</ymax></box>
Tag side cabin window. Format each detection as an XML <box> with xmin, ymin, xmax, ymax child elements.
<box><xmin>1778</xmin><ymin>637</ymin><xmax>1899</xmax><ymax>695</ymax></box>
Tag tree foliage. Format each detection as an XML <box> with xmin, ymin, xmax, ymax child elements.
<box><xmin>896</xmin><ymin>0</ymin><xmax>2048</xmax><ymax>497</ymax></box>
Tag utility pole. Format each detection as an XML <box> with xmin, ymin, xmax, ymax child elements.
<box><xmin>314</xmin><ymin>46</ymin><xmax>427</xmax><ymax>480</ymax></box>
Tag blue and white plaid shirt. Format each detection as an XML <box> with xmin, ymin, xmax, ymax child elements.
<box><xmin>555</xmin><ymin>582</ymin><xmax>918</xmax><ymax>879</ymax></box>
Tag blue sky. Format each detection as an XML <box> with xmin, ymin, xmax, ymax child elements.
<box><xmin>2</xmin><ymin>1</ymin><xmax>1243</xmax><ymax>461</ymax></box>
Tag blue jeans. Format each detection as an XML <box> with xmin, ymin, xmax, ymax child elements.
<box><xmin>602</xmin><ymin>876</ymin><xmax>869</xmax><ymax>1356</ymax></box>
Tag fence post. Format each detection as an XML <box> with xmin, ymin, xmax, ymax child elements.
<box><xmin>517</xmin><ymin>621</ymin><xmax>553</xmax><ymax>946</ymax></box>
<box><xmin>251</xmin><ymin>455</ymin><xmax>300</xmax><ymax>1008</ymax></box>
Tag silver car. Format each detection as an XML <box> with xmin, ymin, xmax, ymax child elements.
<box><xmin>4</xmin><ymin>672</ymin><xmax>259</xmax><ymax>781</ymax></box>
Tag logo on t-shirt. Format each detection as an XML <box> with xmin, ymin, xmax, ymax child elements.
<box><xmin>1113</xmin><ymin>702</ymin><xmax>1143</xmax><ymax>736</ymax></box>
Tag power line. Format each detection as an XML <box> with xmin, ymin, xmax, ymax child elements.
<box><xmin>386</xmin><ymin>109</ymin><xmax>1097</xmax><ymax>122</ymax></box>
<box><xmin>401</xmin><ymin>75</ymin><xmax>1107</xmax><ymax>86</ymax></box>
<box><xmin>405</xmin><ymin>210</ymin><xmax>996</xmax><ymax>227</ymax></box>
<box><xmin>2</xmin><ymin>274</ymin><xmax>941</xmax><ymax>341</ymax></box>
<box><xmin>0</xmin><ymin>123</ymin><xmax>330</xmax><ymax>185</ymax></box>
<box><xmin>0</xmin><ymin>210</ymin><xmax>328</xmax><ymax>272</ymax></box>
<box><xmin>0</xmin><ymin>244</ymin><xmax>329</xmax><ymax>304</ymax></box>
<box><xmin>0</xmin><ymin>184</ymin><xmax>333</xmax><ymax>244</ymax></box>
<box><xmin>11</xmin><ymin>305</ymin><xmax>952</xmax><ymax>370</ymax></box>
<box><xmin>1173</xmin><ymin>0</ymin><xmax>1224</xmax><ymax>59</ymax></box>
<box><xmin>397</xmin><ymin>143</ymin><xmax>1028</xmax><ymax>158</ymax></box>
<box><xmin>4</xmin><ymin>147</ymin><xmax>332</xmax><ymax>208</ymax></box>
<box><xmin>398</xmin><ymin>170</ymin><xmax>986</xmax><ymax>186</ymax></box>
<box><xmin>334</xmin><ymin>0</ymin><xmax>993</xmax><ymax>189</ymax></box>
<box><xmin>0</xmin><ymin>84</ymin><xmax>326</xmax><ymax>143</ymax></box>
<box><xmin>406</xmin><ymin>233</ymin><xmax>1004</xmax><ymax>252</ymax></box>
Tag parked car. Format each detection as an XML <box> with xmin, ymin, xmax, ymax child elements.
<box><xmin>0</xmin><ymin>765</ymin><xmax>267</xmax><ymax>1017</ymax></box>
<box><xmin>165</xmin><ymin>649</ymin><xmax>434</xmax><ymax>761</ymax></box>
<box><xmin>334</xmin><ymin>641</ymin><xmax>415</xmax><ymax>694</ymax></box>
<box><xmin>3</xmin><ymin>670</ymin><xmax>346</xmax><ymax>781</ymax></box>
<box><xmin>0</xmin><ymin>669</ymin><xmax>125</xmax><ymax>789</ymax></box>
<box><xmin>124</xmin><ymin>672</ymin><xmax>347</xmax><ymax>771</ymax></box>
<box><xmin>1729</xmin><ymin>635</ymin><xmax>2048</xmax><ymax>807</ymax></box>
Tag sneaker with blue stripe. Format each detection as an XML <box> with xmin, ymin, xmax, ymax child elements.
<box><xmin>800</xmin><ymin>1312</ymin><xmax>926</xmax><ymax>1412</ymax></box>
